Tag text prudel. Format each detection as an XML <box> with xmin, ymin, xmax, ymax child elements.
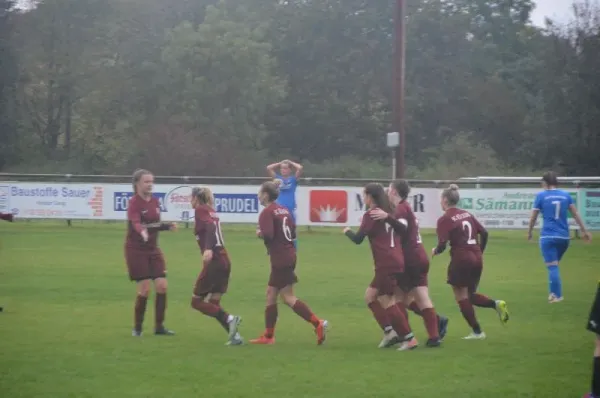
<box><xmin>11</xmin><ymin>186</ymin><xmax>91</xmax><ymax>198</ymax></box>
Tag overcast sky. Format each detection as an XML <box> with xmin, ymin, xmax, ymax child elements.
<box><xmin>531</xmin><ymin>0</ymin><xmax>600</xmax><ymax>25</ymax></box>
<box><xmin>13</xmin><ymin>0</ymin><xmax>599</xmax><ymax>27</ymax></box>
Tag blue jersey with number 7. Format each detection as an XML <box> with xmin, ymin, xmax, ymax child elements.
<box><xmin>533</xmin><ymin>189</ymin><xmax>573</xmax><ymax>239</ymax></box>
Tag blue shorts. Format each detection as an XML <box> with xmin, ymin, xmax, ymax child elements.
<box><xmin>539</xmin><ymin>238</ymin><xmax>570</xmax><ymax>264</ymax></box>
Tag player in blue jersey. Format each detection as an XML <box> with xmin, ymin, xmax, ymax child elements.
<box><xmin>527</xmin><ymin>171</ymin><xmax>591</xmax><ymax>303</ymax></box>
<box><xmin>267</xmin><ymin>159</ymin><xmax>303</xmax><ymax>247</ymax></box>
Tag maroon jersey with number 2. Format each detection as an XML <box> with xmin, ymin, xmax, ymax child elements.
<box><xmin>436</xmin><ymin>207</ymin><xmax>486</xmax><ymax>289</ymax></box>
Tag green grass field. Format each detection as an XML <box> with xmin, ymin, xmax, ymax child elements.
<box><xmin>0</xmin><ymin>222</ymin><xmax>598</xmax><ymax>398</ymax></box>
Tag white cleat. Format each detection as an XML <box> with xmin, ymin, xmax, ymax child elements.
<box><xmin>378</xmin><ymin>331</ymin><xmax>401</xmax><ymax>348</ymax></box>
<box><xmin>548</xmin><ymin>294</ymin><xmax>564</xmax><ymax>304</ymax></box>
<box><xmin>463</xmin><ymin>332</ymin><xmax>486</xmax><ymax>340</ymax></box>
<box><xmin>226</xmin><ymin>332</ymin><xmax>244</xmax><ymax>346</ymax></box>
<box><xmin>397</xmin><ymin>337</ymin><xmax>419</xmax><ymax>351</ymax></box>
<box><xmin>228</xmin><ymin>315</ymin><xmax>242</xmax><ymax>340</ymax></box>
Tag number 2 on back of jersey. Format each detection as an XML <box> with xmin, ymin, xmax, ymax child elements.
<box><xmin>462</xmin><ymin>220</ymin><xmax>477</xmax><ymax>245</ymax></box>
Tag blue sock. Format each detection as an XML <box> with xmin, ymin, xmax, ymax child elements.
<box><xmin>547</xmin><ymin>265</ymin><xmax>562</xmax><ymax>297</ymax></box>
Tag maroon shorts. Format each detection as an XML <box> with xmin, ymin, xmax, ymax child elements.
<box><xmin>125</xmin><ymin>248</ymin><xmax>166</xmax><ymax>281</ymax></box>
<box><xmin>268</xmin><ymin>263</ymin><xmax>298</xmax><ymax>289</ymax></box>
<box><xmin>401</xmin><ymin>258</ymin><xmax>430</xmax><ymax>292</ymax></box>
<box><xmin>193</xmin><ymin>259</ymin><xmax>231</xmax><ymax>296</ymax></box>
<box><xmin>447</xmin><ymin>251</ymin><xmax>483</xmax><ymax>291</ymax></box>
<box><xmin>370</xmin><ymin>269</ymin><xmax>402</xmax><ymax>296</ymax></box>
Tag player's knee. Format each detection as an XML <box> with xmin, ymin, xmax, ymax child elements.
<box><xmin>154</xmin><ymin>278</ymin><xmax>168</xmax><ymax>293</ymax></box>
<box><xmin>280</xmin><ymin>293</ymin><xmax>297</xmax><ymax>307</ymax></box>
<box><xmin>364</xmin><ymin>288</ymin><xmax>377</xmax><ymax>304</ymax></box>
<box><xmin>136</xmin><ymin>280</ymin><xmax>151</xmax><ymax>297</ymax></box>
<box><xmin>190</xmin><ymin>295</ymin><xmax>204</xmax><ymax>307</ymax></box>
<box><xmin>453</xmin><ymin>287</ymin><xmax>468</xmax><ymax>302</ymax></box>
<box><xmin>378</xmin><ymin>295</ymin><xmax>394</xmax><ymax>308</ymax></box>
<box><xmin>266</xmin><ymin>287</ymin><xmax>278</xmax><ymax>305</ymax></box>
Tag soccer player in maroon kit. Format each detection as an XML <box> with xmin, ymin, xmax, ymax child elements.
<box><xmin>371</xmin><ymin>179</ymin><xmax>448</xmax><ymax>347</ymax></box>
<box><xmin>250</xmin><ymin>181</ymin><xmax>328</xmax><ymax>345</ymax></box>
<box><xmin>189</xmin><ymin>187</ymin><xmax>243</xmax><ymax>345</ymax></box>
<box><xmin>125</xmin><ymin>169</ymin><xmax>176</xmax><ymax>337</ymax></box>
<box><xmin>432</xmin><ymin>184</ymin><xmax>509</xmax><ymax>340</ymax></box>
<box><xmin>344</xmin><ymin>183</ymin><xmax>417</xmax><ymax>351</ymax></box>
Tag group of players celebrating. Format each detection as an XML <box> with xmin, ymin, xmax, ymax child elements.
<box><xmin>122</xmin><ymin>164</ymin><xmax>512</xmax><ymax>350</ymax></box>
<box><xmin>121</xmin><ymin>164</ymin><xmax>600</xmax><ymax>398</ymax></box>
<box><xmin>124</xmin><ymin>167</ymin><xmax>326</xmax><ymax>345</ymax></box>
<box><xmin>343</xmin><ymin>181</ymin><xmax>509</xmax><ymax>350</ymax></box>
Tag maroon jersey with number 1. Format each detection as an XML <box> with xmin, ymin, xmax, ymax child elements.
<box><xmin>194</xmin><ymin>204</ymin><xmax>230</xmax><ymax>266</ymax></box>
<box><xmin>393</xmin><ymin>201</ymin><xmax>428</xmax><ymax>265</ymax></box>
<box><xmin>358</xmin><ymin>213</ymin><xmax>404</xmax><ymax>272</ymax></box>
<box><xmin>258</xmin><ymin>203</ymin><xmax>296</xmax><ymax>268</ymax></box>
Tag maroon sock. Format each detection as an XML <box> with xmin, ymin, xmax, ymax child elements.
<box><xmin>421</xmin><ymin>307</ymin><xmax>440</xmax><ymax>339</ymax></box>
<box><xmin>265</xmin><ymin>304</ymin><xmax>278</xmax><ymax>338</ymax></box>
<box><xmin>396</xmin><ymin>302</ymin><xmax>409</xmax><ymax>322</ymax></box>
<box><xmin>134</xmin><ymin>295</ymin><xmax>148</xmax><ymax>331</ymax></box>
<box><xmin>386</xmin><ymin>305</ymin><xmax>412</xmax><ymax>338</ymax></box>
<box><xmin>368</xmin><ymin>301</ymin><xmax>392</xmax><ymax>331</ymax></box>
<box><xmin>458</xmin><ymin>299</ymin><xmax>481</xmax><ymax>333</ymax></box>
<box><xmin>292</xmin><ymin>300</ymin><xmax>320</xmax><ymax>327</ymax></box>
<box><xmin>155</xmin><ymin>293</ymin><xmax>166</xmax><ymax>329</ymax></box>
<box><xmin>408</xmin><ymin>301</ymin><xmax>423</xmax><ymax>316</ymax></box>
<box><xmin>209</xmin><ymin>298</ymin><xmax>230</xmax><ymax>331</ymax></box>
<box><xmin>470</xmin><ymin>293</ymin><xmax>496</xmax><ymax>309</ymax></box>
<box><xmin>191</xmin><ymin>297</ymin><xmax>229</xmax><ymax>327</ymax></box>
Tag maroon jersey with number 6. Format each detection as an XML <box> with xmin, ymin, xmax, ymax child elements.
<box><xmin>194</xmin><ymin>204</ymin><xmax>230</xmax><ymax>266</ymax></box>
<box><xmin>358</xmin><ymin>213</ymin><xmax>404</xmax><ymax>272</ymax></box>
<box><xmin>259</xmin><ymin>203</ymin><xmax>296</xmax><ymax>268</ymax></box>
<box><xmin>126</xmin><ymin>195</ymin><xmax>164</xmax><ymax>250</ymax></box>
<box><xmin>436</xmin><ymin>207</ymin><xmax>485</xmax><ymax>259</ymax></box>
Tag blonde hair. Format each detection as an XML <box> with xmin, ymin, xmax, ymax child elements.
<box><xmin>192</xmin><ymin>186</ymin><xmax>214</xmax><ymax>207</ymax></box>
<box><xmin>132</xmin><ymin>169</ymin><xmax>152</xmax><ymax>193</ymax></box>
<box><xmin>442</xmin><ymin>184</ymin><xmax>460</xmax><ymax>206</ymax></box>
<box><xmin>260</xmin><ymin>181</ymin><xmax>280</xmax><ymax>202</ymax></box>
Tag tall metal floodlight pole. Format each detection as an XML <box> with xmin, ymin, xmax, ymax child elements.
<box><xmin>387</xmin><ymin>132</ymin><xmax>400</xmax><ymax>180</ymax></box>
<box><xmin>393</xmin><ymin>0</ymin><xmax>406</xmax><ymax>179</ymax></box>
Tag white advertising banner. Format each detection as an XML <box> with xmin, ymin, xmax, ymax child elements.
<box><xmin>0</xmin><ymin>181</ymin><xmax>579</xmax><ymax>230</ymax></box>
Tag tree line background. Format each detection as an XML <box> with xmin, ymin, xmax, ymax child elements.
<box><xmin>0</xmin><ymin>0</ymin><xmax>599</xmax><ymax>179</ymax></box>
